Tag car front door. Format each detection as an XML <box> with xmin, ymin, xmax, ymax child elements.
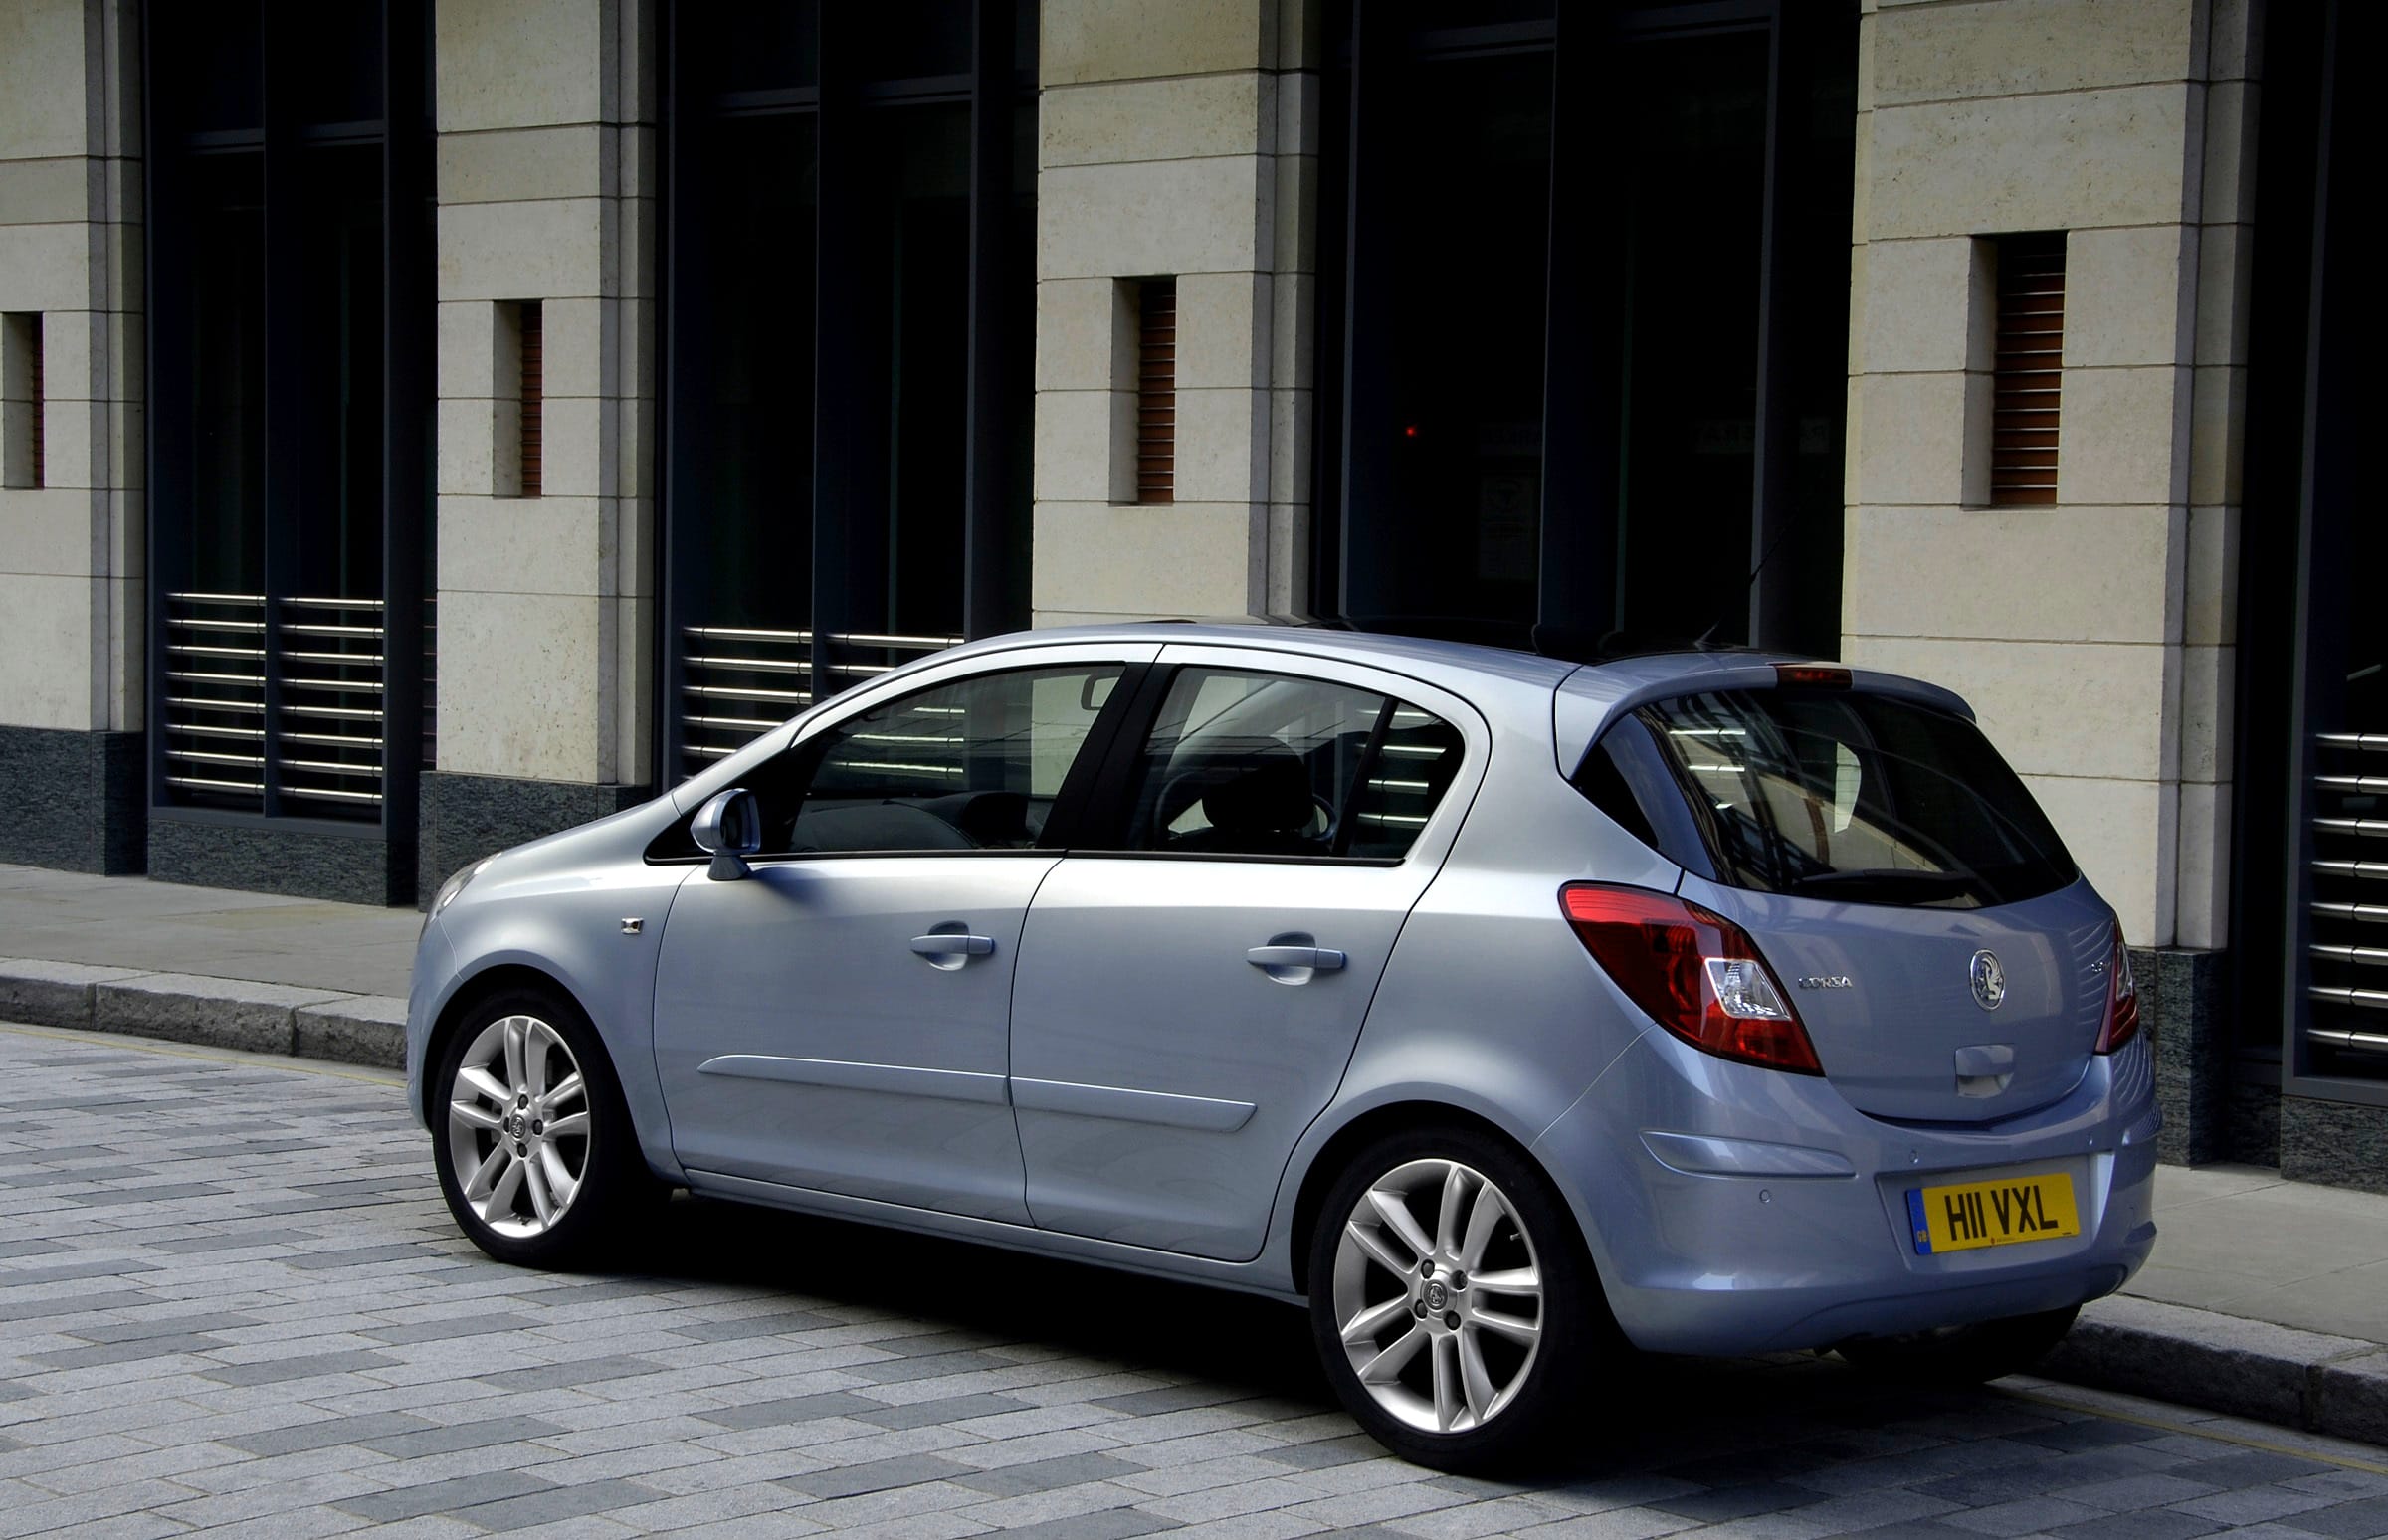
<box><xmin>1007</xmin><ymin>647</ymin><xmax>1484</xmax><ymax>1259</ymax></box>
<box><xmin>652</xmin><ymin>648</ymin><xmax>1146</xmax><ymax>1222</ymax></box>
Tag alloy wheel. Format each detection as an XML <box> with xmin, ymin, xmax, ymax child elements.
<box><xmin>1329</xmin><ymin>1157</ymin><xmax>1544</xmax><ymax>1435</ymax></box>
<box><xmin>444</xmin><ymin>1014</ymin><xmax>591</xmax><ymax>1239</ymax></box>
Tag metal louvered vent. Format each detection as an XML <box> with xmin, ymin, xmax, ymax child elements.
<box><xmin>2</xmin><ymin>311</ymin><xmax>39</xmax><ymax>489</ymax></box>
<box><xmin>162</xmin><ymin>592</ymin><xmax>388</xmax><ymax>816</ymax></box>
<box><xmin>1137</xmin><ymin>279</ymin><xmax>1176</xmax><ymax>505</ymax></box>
<box><xmin>518</xmin><ymin>300</ymin><xmax>543</xmax><ymax>498</ymax></box>
<box><xmin>1991</xmin><ymin>235</ymin><xmax>2065</xmax><ymax>506</ymax></box>
<box><xmin>677</xmin><ymin>628</ymin><xmax>960</xmax><ymax>780</ymax></box>
<box><xmin>2307</xmin><ymin>732</ymin><xmax>2388</xmax><ymax>1074</ymax></box>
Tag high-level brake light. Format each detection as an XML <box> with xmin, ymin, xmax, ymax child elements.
<box><xmin>1774</xmin><ymin>663</ymin><xmax>1852</xmax><ymax>688</ymax></box>
<box><xmin>1560</xmin><ymin>883</ymin><xmax>1824</xmax><ymax>1075</ymax></box>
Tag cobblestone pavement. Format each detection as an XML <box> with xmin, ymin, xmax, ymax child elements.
<box><xmin>4</xmin><ymin>1025</ymin><xmax>2385</xmax><ymax>1540</ymax></box>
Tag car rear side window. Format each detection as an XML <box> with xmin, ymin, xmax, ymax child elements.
<box><xmin>1579</xmin><ymin>689</ymin><xmax>2078</xmax><ymax>908</ymax></box>
<box><xmin>1107</xmin><ymin>668</ymin><xmax>1466</xmax><ymax>861</ymax></box>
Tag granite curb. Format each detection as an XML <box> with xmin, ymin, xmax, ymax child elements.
<box><xmin>4</xmin><ymin>956</ymin><xmax>2384</xmax><ymax>1447</ymax></box>
<box><xmin>0</xmin><ymin>956</ymin><xmax>408</xmax><ymax>1068</ymax></box>
<box><xmin>2045</xmin><ymin>1293</ymin><xmax>2388</xmax><ymax>1447</ymax></box>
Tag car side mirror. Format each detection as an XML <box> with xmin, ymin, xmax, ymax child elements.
<box><xmin>691</xmin><ymin>788</ymin><xmax>761</xmax><ymax>880</ymax></box>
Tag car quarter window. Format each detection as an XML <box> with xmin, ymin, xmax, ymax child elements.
<box><xmin>1105</xmin><ymin>667</ymin><xmax>1466</xmax><ymax>861</ymax></box>
<box><xmin>740</xmin><ymin>664</ymin><xmax>1124</xmax><ymax>856</ymax></box>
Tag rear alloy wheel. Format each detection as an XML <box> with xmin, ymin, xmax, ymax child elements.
<box><xmin>431</xmin><ymin>988</ymin><xmax>657</xmax><ymax>1268</ymax></box>
<box><xmin>1836</xmin><ymin>1304</ymin><xmax>2081</xmax><ymax>1385</ymax></box>
<box><xmin>1309</xmin><ymin>1127</ymin><xmax>1612</xmax><ymax>1471</ymax></box>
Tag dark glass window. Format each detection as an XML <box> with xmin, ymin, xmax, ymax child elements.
<box><xmin>182</xmin><ymin>152</ymin><xmax>265</xmax><ymax>594</ymax></box>
<box><xmin>145</xmin><ymin>0</ymin><xmax>432</xmax><ymax>842</ymax></box>
<box><xmin>676</xmin><ymin>112</ymin><xmax>819</xmax><ymax>633</ymax></box>
<box><xmin>1611</xmin><ymin>29</ymin><xmax>1768</xmax><ymax>635</ymax></box>
<box><xmin>666</xmin><ymin>1</ymin><xmax>1037</xmax><ymax>778</ymax></box>
<box><xmin>1321</xmin><ymin>3</ymin><xmax>1856</xmax><ymax>657</ymax></box>
<box><xmin>1365</xmin><ymin>50</ymin><xmax>1551</xmax><ymax>637</ymax></box>
<box><xmin>1109</xmin><ymin>670</ymin><xmax>1464</xmax><ymax>861</ymax></box>
<box><xmin>150</xmin><ymin>2</ymin><xmax>264</xmax><ymax>136</ymax></box>
<box><xmin>1584</xmin><ymin>690</ymin><xmax>2077</xmax><ymax>909</ymax></box>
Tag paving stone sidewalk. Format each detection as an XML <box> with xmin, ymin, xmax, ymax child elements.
<box><xmin>5</xmin><ymin>1024</ymin><xmax>2387</xmax><ymax>1539</ymax></box>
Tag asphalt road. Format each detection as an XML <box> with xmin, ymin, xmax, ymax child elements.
<box><xmin>3</xmin><ymin>1023</ymin><xmax>2385</xmax><ymax>1540</ymax></box>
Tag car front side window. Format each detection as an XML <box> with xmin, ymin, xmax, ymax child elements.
<box><xmin>735</xmin><ymin>664</ymin><xmax>1123</xmax><ymax>856</ymax></box>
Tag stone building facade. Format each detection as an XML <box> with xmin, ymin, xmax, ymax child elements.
<box><xmin>0</xmin><ymin>0</ymin><xmax>2376</xmax><ymax>1185</ymax></box>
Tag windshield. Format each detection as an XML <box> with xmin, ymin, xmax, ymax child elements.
<box><xmin>1579</xmin><ymin>688</ymin><xmax>2078</xmax><ymax>908</ymax></box>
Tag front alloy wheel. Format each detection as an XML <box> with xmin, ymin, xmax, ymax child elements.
<box><xmin>430</xmin><ymin>987</ymin><xmax>656</xmax><ymax>1268</ymax></box>
<box><xmin>1309</xmin><ymin>1127</ymin><xmax>1614</xmax><ymax>1471</ymax></box>
<box><xmin>445</xmin><ymin>1014</ymin><xmax>591</xmax><ymax>1239</ymax></box>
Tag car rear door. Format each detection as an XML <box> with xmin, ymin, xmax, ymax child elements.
<box><xmin>1006</xmin><ymin>647</ymin><xmax>1486</xmax><ymax>1260</ymax></box>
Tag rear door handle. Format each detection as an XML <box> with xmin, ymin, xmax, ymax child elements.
<box><xmin>1247</xmin><ymin>944</ymin><xmax>1346</xmax><ymax>972</ymax></box>
<box><xmin>910</xmin><ymin>933</ymin><xmax>995</xmax><ymax>957</ymax></box>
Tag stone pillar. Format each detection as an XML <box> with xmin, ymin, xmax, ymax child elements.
<box><xmin>1031</xmin><ymin>0</ymin><xmax>1321</xmax><ymax>625</ymax></box>
<box><xmin>1843</xmin><ymin>0</ymin><xmax>2226</xmax><ymax>952</ymax></box>
<box><xmin>0</xmin><ymin>0</ymin><xmax>145</xmax><ymax>874</ymax></box>
<box><xmin>421</xmin><ymin>0</ymin><xmax>659</xmax><ymax>896</ymax></box>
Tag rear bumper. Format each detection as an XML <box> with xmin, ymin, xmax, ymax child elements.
<box><xmin>1530</xmin><ymin>1028</ymin><xmax>2159</xmax><ymax>1356</ymax></box>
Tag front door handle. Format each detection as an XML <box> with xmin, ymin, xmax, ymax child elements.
<box><xmin>1247</xmin><ymin>944</ymin><xmax>1346</xmax><ymax>972</ymax></box>
<box><xmin>910</xmin><ymin>933</ymin><xmax>996</xmax><ymax>958</ymax></box>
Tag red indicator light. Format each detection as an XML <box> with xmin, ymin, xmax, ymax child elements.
<box><xmin>1402</xmin><ymin>424</ymin><xmax>1420</xmax><ymax>439</ymax></box>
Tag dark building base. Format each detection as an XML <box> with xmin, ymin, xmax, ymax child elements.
<box><xmin>2144</xmin><ymin>944</ymin><xmax>2386</xmax><ymax>1193</ymax></box>
<box><xmin>2227</xmin><ymin>1073</ymin><xmax>2283</xmax><ymax>1167</ymax></box>
<box><xmin>0</xmin><ymin>726</ymin><xmax>146</xmax><ymax>874</ymax></box>
<box><xmin>2280</xmin><ymin>1096</ymin><xmax>2388</xmax><ymax>1196</ymax></box>
<box><xmin>148</xmin><ymin>814</ymin><xmax>415</xmax><ymax>907</ymax></box>
<box><xmin>2142</xmin><ymin>947</ymin><xmax>2233</xmax><ymax>1166</ymax></box>
<box><xmin>419</xmin><ymin>771</ymin><xmax>650</xmax><ymax>908</ymax></box>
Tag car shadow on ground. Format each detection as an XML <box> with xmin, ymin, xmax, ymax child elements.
<box><xmin>600</xmin><ymin>1191</ymin><xmax>2118</xmax><ymax>1488</ymax></box>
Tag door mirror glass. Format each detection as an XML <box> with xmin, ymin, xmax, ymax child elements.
<box><xmin>692</xmin><ymin>787</ymin><xmax>762</xmax><ymax>879</ymax></box>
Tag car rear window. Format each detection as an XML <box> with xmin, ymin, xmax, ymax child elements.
<box><xmin>1576</xmin><ymin>688</ymin><xmax>2078</xmax><ymax>908</ymax></box>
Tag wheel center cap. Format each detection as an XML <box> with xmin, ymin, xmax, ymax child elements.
<box><xmin>502</xmin><ymin>1111</ymin><xmax>524</xmax><ymax>1139</ymax></box>
<box><xmin>1423</xmin><ymin>1279</ymin><xmax>1449</xmax><ymax>1312</ymax></box>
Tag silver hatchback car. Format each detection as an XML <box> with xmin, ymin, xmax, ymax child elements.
<box><xmin>406</xmin><ymin>624</ymin><xmax>2157</xmax><ymax>1469</ymax></box>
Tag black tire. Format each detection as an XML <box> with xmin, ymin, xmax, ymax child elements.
<box><xmin>1306</xmin><ymin>1124</ymin><xmax>1621</xmax><ymax>1473</ymax></box>
<box><xmin>429</xmin><ymin>985</ymin><xmax>663</xmax><ymax>1269</ymax></box>
<box><xmin>1835</xmin><ymin>1304</ymin><xmax>2081</xmax><ymax>1385</ymax></box>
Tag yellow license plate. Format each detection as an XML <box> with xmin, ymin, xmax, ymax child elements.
<box><xmin>1905</xmin><ymin>1172</ymin><xmax>2080</xmax><ymax>1254</ymax></box>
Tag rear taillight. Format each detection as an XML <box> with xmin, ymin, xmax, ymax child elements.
<box><xmin>2094</xmin><ymin>923</ymin><xmax>2139</xmax><ymax>1054</ymax></box>
<box><xmin>1560</xmin><ymin>883</ymin><xmax>1823</xmax><ymax>1075</ymax></box>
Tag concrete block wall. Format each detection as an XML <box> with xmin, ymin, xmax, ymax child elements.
<box><xmin>1031</xmin><ymin>0</ymin><xmax>1321</xmax><ymax>626</ymax></box>
<box><xmin>430</xmin><ymin>0</ymin><xmax>658</xmax><ymax>795</ymax></box>
<box><xmin>1843</xmin><ymin>0</ymin><xmax>2244</xmax><ymax>952</ymax></box>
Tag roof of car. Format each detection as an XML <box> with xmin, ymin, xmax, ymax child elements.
<box><xmin>938</xmin><ymin>618</ymin><xmax>1805</xmax><ymax>691</ymax></box>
